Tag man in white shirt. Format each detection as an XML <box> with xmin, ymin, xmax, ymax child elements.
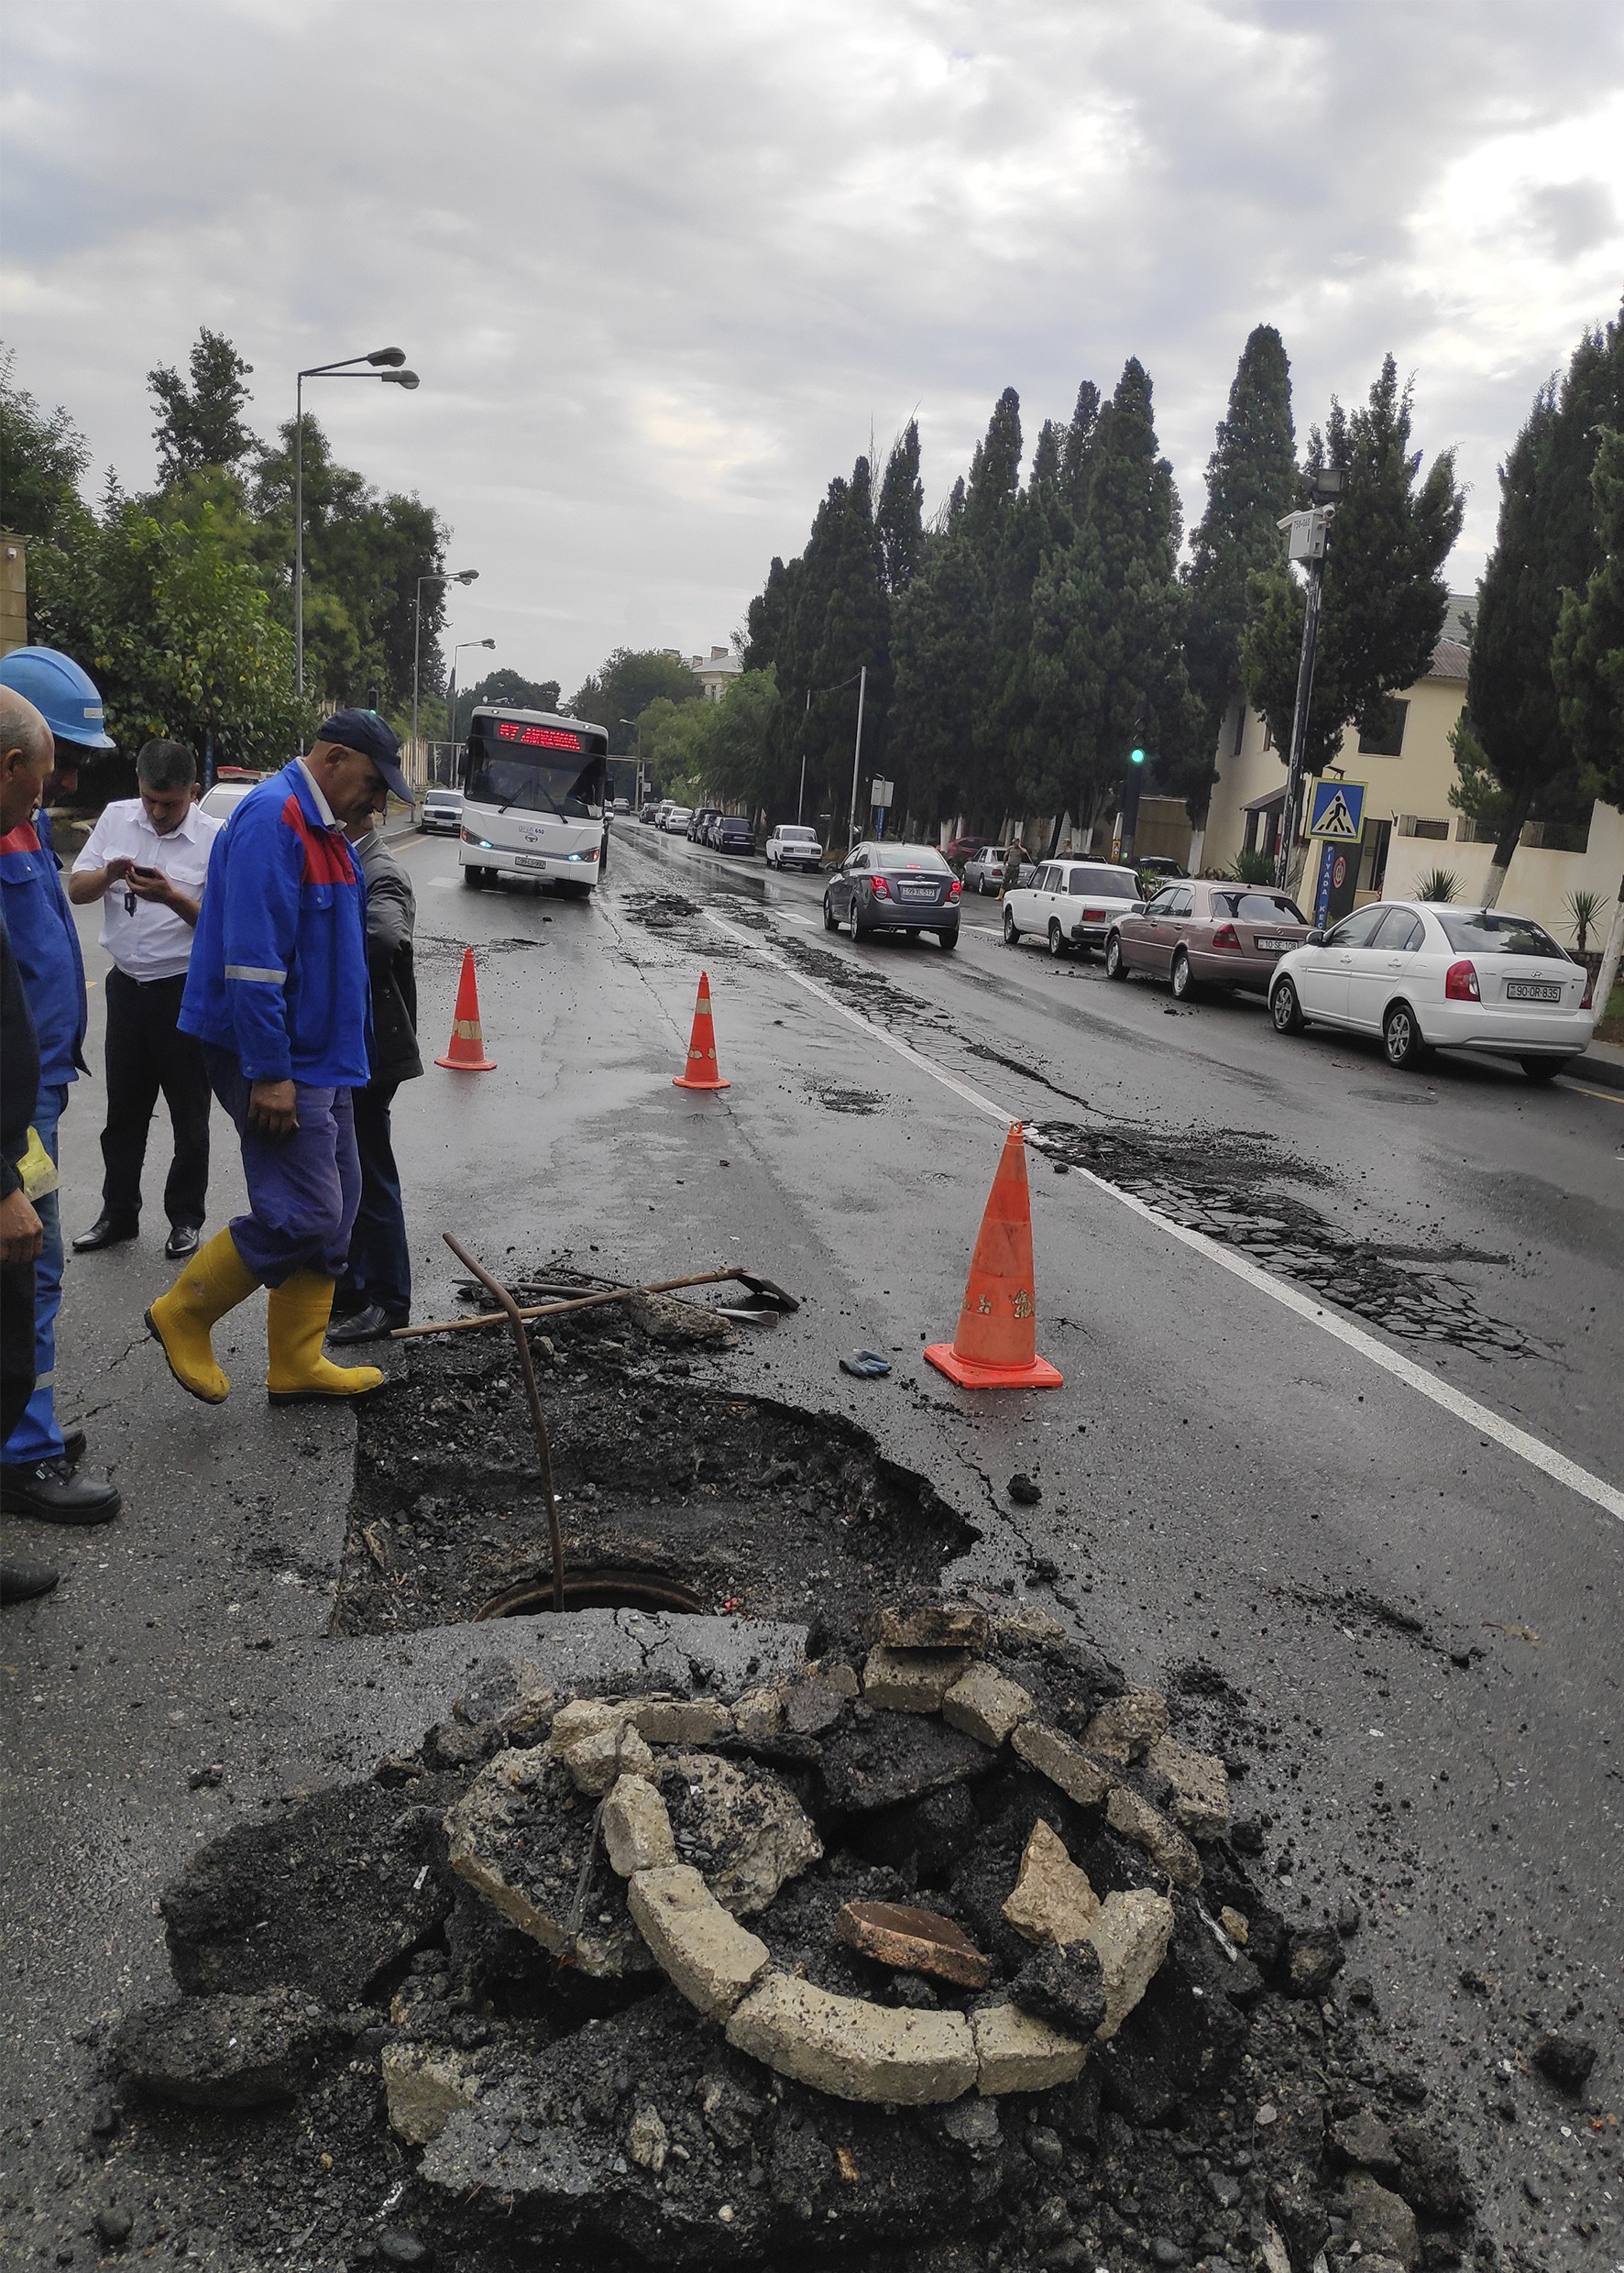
<box><xmin>68</xmin><ymin>741</ymin><xmax>223</xmax><ymax>1261</ymax></box>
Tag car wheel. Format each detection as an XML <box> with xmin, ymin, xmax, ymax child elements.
<box><xmin>1003</xmin><ymin>906</ymin><xmax>1021</xmax><ymax>945</ymax></box>
<box><xmin>1520</xmin><ymin>1056</ymin><xmax>1566</xmax><ymax>1082</ymax></box>
<box><xmin>1048</xmin><ymin>919</ymin><xmax>1069</xmax><ymax>960</ymax></box>
<box><xmin>845</xmin><ymin>904</ymin><xmax>863</xmax><ymax>942</ymax></box>
<box><xmin>938</xmin><ymin>927</ymin><xmax>959</xmax><ymax>950</ymax></box>
<box><xmin>1383</xmin><ymin>1001</ymin><xmax>1428</xmax><ymax>1069</ymax></box>
<box><xmin>823</xmin><ymin>894</ymin><xmax>839</xmax><ymax>932</ymax></box>
<box><xmin>1270</xmin><ymin>976</ymin><xmax>1304</xmax><ymax>1032</ymax></box>
<box><xmin>461</xmin><ymin>865</ymin><xmax>485</xmax><ymax>891</ymax></box>
<box><xmin>1104</xmin><ymin>931</ymin><xmax>1127</xmax><ymax>981</ymax></box>
<box><xmin>1170</xmin><ymin>950</ymin><xmax>1193</xmax><ymax>1001</ymax></box>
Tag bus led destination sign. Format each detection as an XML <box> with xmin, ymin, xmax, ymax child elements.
<box><xmin>495</xmin><ymin>721</ymin><xmax>584</xmax><ymax>750</ymax></box>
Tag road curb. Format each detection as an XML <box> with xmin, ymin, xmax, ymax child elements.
<box><xmin>1570</xmin><ymin>1046</ymin><xmax>1624</xmax><ymax>1093</ymax></box>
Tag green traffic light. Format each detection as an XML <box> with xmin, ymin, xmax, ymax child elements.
<box><xmin>1130</xmin><ymin>747</ymin><xmax>1146</xmax><ymax>765</ymax></box>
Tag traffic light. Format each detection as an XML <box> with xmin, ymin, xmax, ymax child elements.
<box><xmin>1129</xmin><ymin>744</ymin><xmax>1146</xmax><ymax>765</ymax></box>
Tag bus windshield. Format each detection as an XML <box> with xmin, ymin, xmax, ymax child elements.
<box><xmin>465</xmin><ymin>717</ymin><xmax>607</xmax><ymax>819</ymax></box>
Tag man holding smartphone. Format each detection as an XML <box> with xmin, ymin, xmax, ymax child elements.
<box><xmin>69</xmin><ymin>740</ymin><xmax>222</xmax><ymax>1262</ymax></box>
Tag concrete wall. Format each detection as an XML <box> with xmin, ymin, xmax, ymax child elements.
<box><xmin>1384</xmin><ymin>799</ymin><xmax>1624</xmax><ymax>950</ymax></box>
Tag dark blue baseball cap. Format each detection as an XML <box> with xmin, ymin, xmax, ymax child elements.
<box><xmin>316</xmin><ymin>710</ymin><xmax>411</xmax><ymax>803</ymax></box>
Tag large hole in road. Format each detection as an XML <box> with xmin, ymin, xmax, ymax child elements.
<box><xmin>334</xmin><ymin>1299</ymin><xmax>980</xmax><ymax>1649</ymax></box>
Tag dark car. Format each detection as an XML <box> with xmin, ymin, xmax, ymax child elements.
<box><xmin>689</xmin><ymin>806</ymin><xmax>720</xmax><ymax>842</ymax></box>
<box><xmin>823</xmin><ymin>841</ymin><xmax>961</xmax><ymax>949</ymax></box>
<box><xmin>1106</xmin><ymin>882</ymin><xmax>1311</xmax><ymax>999</ymax></box>
<box><xmin>943</xmin><ymin>834</ymin><xmax>993</xmax><ymax>869</ymax></box>
<box><xmin>713</xmin><ymin>814</ymin><xmax>756</xmax><ymax>855</ymax></box>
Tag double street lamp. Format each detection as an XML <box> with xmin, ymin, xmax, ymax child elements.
<box><xmin>411</xmin><ymin>570</ymin><xmax>478</xmax><ymax>781</ymax></box>
<box><xmin>293</xmin><ymin>346</ymin><xmax>419</xmax><ymax>700</ymax></box>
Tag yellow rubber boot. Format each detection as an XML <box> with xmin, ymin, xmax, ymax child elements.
<box><xmin>146</xmin><ymin>1230</ymin><xmax>261</xmax><ymax>1404</ymax></box>
<box><xmin>266</xmin><ymin>1271</ymin><xmax>384</xmax><ymax>1403</ymax></box>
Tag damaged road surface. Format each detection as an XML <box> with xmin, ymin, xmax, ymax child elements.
<box><xmin>0</xmin><ymin>825</ymin><xmax>1619</xmax><ymax>2271</ymax></box>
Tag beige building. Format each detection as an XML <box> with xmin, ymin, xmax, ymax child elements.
<box><xmin>689</xmin><ymin>645</ymin><xmax>742</xmax><ymax>702</ymax></box>
<box><xmin>1</xmin><ymin>536</ymin><xmax>27</xmax><ymax>657</ymax></box>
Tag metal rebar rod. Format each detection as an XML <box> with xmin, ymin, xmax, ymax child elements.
<box><xmin>443</xmin><ymin>1233</ymin><xmax>565</xmax><ymax>1612</ymax></box>
<box><xmin>392</xmin><ymin>1267</ymin><xmax>749</xmax><ymax>1342</ymax></box>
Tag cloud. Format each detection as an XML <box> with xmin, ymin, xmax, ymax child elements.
<box><xmin>4</xmin><ymin>0</ymin><xmax>1622</xmax><ymax>689</ymax></box>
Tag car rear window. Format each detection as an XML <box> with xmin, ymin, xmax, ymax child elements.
<box><xmin>1213</xmin><ymin>892</ymin><xmax>1304</xmax><ymax>923</ymax></box>
<box><xmin>880</xmin><ymin>846</ymin><xmax>950</xmax><ymax>872</ymax></box>
<box><xmin>1069</xmin><ymin>866</ymin><xmax>1138</xmax><ymax>897</ymax></box>
<box><xmin>1439</xmin><ymin>911</ymin><xmax>1567</xmax><ymax>959</ymax></box>
<box><xmin>779</xmin><ymin>828</ymin><xmax>817</xmax><ymax>840</ymax></box>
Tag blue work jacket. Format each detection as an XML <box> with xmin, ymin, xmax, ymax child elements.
<box><xmin>180</xmin><ymin>761</ymin><xmax>371</xmax><ymax>1086</ymax></box>
<box><xmin>0</xmin><ymin>810</ymin><xmax>86</xmax><ymax>1091</ymax></box>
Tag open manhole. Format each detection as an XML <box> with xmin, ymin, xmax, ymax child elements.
<box><xmin>335</xmin><ymin>1295</ymin><xmax>978</xmax><ymax>1650</ymax></box>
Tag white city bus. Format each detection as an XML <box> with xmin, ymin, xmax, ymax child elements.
<box><xmin>457</xmin><ymin>707</ymin><xmax>611</xmax><ymax>896</ymax></box>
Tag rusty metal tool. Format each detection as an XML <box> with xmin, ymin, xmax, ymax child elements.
<box><xmin>443</xmin><ymin>1233</ymin><xmax>565</xmax><ymax>1613</ymax></box>
<box><xmin>393</xmin><ymin>1265</ymin><xmax>799</xmax><ymax>1342</ymax></box>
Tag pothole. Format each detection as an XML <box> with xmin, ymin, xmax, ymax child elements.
<box><xmin>335</xmin><ymin>1301</ymin><xmax>980</xmax><ymax>1649</ymax></box>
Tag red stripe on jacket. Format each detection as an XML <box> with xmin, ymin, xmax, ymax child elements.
<box><xmin>280</xmin><ymin>793</ymin><xmax>356</xmax><ymax>885</ymax></box>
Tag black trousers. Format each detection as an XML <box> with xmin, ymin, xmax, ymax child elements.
<box><xmin>101</xmin><ymin>967</ymin><xmax>212</xmax><ymax>1230</ymax></box>
<box><xmin>1</xmin><ymin>1257</ymin><xmax>35</xmax><ymax>1444</ymax></box>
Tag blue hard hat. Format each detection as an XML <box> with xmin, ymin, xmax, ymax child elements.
<box><xmin>0</xmin><ymin>646</ymin><xmax>116</xmax><ymax>750</ymax></box>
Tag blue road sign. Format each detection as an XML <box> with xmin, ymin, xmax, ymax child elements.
<box><xmin>1307</xmin><ymin>777</ymin><xmax>1366</xmax><ymax>842</ymax></box>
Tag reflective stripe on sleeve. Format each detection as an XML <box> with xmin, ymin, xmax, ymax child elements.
<box><xmin>224</xmin><ymin>965</ymin><xmax>287</xmax><ymax>983</ymax></box>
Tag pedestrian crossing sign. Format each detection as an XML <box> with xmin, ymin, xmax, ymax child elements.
<box><xmin>1307</xmin><ymin>777</ymin><xmax>1366</xmax><ymax>842</ymax></box>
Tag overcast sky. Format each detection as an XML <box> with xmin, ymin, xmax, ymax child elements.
<box><xmin>6</xmin><ymin>0</ymin><xmax>1622</xmax><ymax>697</ymax></box>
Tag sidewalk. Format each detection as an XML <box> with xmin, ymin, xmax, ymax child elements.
<box><xmin>1573</xmin><ymin>1035</ymin><xmax>1624</xmax><ymax>1092</ymax></box>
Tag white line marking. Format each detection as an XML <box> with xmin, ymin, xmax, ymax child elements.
<box><xmin>704</xmin><ymin>906</ymin><xmax>1624</xmax><ymax>1526</ymax></box>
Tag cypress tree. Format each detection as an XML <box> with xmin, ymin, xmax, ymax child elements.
<box><xmin>1179</xmin><ymin>325</ymin><xmax>1296</xmax><ymax>815</ymax></box>
<box><xmin>1553</xmin><ymin>424</ymin><xmax>1624</xmax><ymax>808</ymax></box>
<box><xmin>876</xmin><ymin>421</ymin><xmax>925</xmax><ymax>596</ymax></box>
<box><xmin>1242</xmin><ymin>356</ymin><xmax>1463</xmax><ymax>795</ymax></box>
<box><xmin>744</xmin><ymin>555</ymin><xmax>792</xmax><ymax>671</ymax></box>
<box><xmin>807</xmin><ymin>457</ymin><xmax>890</xmax><ymax>824</ymax></box>
<box><xmin>1456</xmin><ymin>311</ymin><xmax>1622</xmax><ymax>896</ymax></box>
<box><xmin>1059</xmin><ymin>380</ymin><xmax>1102</xmax><ymax>516</ymax></box>
<box><xmin>890</xmin><ymin>534</ymin><xmax>993</xmax><ymax>827</ymax></box>
<box><xmin>960</xmin><ymin>389</ymin><xmax>1022</xmax><ymax>555</ymax></box>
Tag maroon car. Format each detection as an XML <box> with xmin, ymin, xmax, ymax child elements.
<box><xmin>1105</xmin><ymin>882</ymin><xmax>1311</xmax><ymax>1000</ymax></box>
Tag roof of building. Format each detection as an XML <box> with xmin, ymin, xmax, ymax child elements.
<box><xmin>1427</xmin><ymin>637</ymin><xmax>1470</xmax><ymax>682</ymax></box>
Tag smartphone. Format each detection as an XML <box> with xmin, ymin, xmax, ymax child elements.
<box><xmin>129</xmin><ymin>864</ymin><xmax>161</xmax><ymax>880</ymax></box>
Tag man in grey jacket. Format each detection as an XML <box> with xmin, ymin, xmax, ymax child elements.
<box><xmin>326</xmin><ymin>818</ymin><xmax>422</xmax><ymax>1344</ymax></box>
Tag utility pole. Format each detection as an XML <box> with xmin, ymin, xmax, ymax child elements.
<box><xmin>796</xmin><ymin>688</ymin><xmax>810</xmax><ymax>825</ymax></box>
<box><xmin>1275</xmin><ymin>469</ymin><xmax>1344</xmax><ymax>891</ymax></box>
<box><xmin>846</xmin><ymin>664</ymin><xmax>867</xmax><ymax>849</ymax></box>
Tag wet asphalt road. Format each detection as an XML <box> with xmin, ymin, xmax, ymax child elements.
<box><xmin>2</xmin><ymin>822</ymin><xmax>1620</xmax><ymax>2263</ymax></box>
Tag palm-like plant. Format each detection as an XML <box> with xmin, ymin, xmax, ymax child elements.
<box><xmin>1231</xmin><ymin>848</ymin><xmax>1274</xmax><ymax>884</ymax></box>
<box><xmin>1416</xmin><ymin>866</ymin><xmax>1460</xmax><ymax>903</ymax></box>
<box><xmin>1564</xmin><ymin>886</ymin><xmax>1609</xmax><ymax>954</ymax></box>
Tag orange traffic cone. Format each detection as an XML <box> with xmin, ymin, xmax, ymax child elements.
<box><xmin>434</xmin><ymin>948</ymin><xmax>498</xmax><ymax>1072</ymax></box>
<box><xmin>672</xmin><ymin>971</ymin><xmax>730</xmax><ymax>1092</ymax></box>
<box><xmin>924</xmin><ymin>1123</ymin><xmax>1063</xmax><ymax>1389</ymax></box>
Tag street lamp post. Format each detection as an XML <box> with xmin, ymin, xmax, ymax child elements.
<box><xmin>618</xmin><ymin>721</ymin><xmax>642</xmax><ymax>809</ymax></box>
<box><xmin>444</xmin><ymin>640</ymin><xmax>497</xmax><ymax>785</ymax></box>
<box><xmin>845</xmin><ymin>664</ymin><xmax>868</xmax><ymax>851</ymax></box>
<box><xmin>1275</xmin><ymin>467</ymin><xmax>1344</xmax><ymax>891</ymax></box>
<box><xmin>293</xmin><ymin>346</ymin><xmax>419</xmax><ymax>701</ymax></box>
<box><xmin>412</xmin><ymin>569</ymin><xmax>478</xmax><ymax>784</ymax></box>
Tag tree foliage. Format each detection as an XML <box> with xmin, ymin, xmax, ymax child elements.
<box><xmin>1242</xmin><ymin>356</ymin><xmax>1463</xmax><ymax>785</ymax></box>
<box><xmin>148</xmin><ymin>328</ymin><xmax>257</xmax><ymax>485</ymax></box>
<box><xmin>0</xmin><ymin>355</ymin><xmax>91</xmax><ymax>544</ymax></box>
<box><xmin>1553</xmin><ymin>423</ymin><xmax>1624</xmax><ymax>810</ymax></box>
<box><xmin>455</xmin><ymin>667</ymin><xmax>562</xmax><ymax>738</ymax></box>
<box><xmin>570</xmin><ymin>649</ymin><xmax>703</xmax><ymax>752</ymax></box>
<box><xmin>1458</xmin><ymin>311</ymin><xmax>1623</xmax><ymax>871</ymax></box>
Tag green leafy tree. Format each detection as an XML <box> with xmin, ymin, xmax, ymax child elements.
<box><xmin>571</xmin><ymin>648</ymin><xmax>703</xmax><ymax>752</ymax></box>
<box><xmin>148</xmin><ymin>328</ymin><xmax>257</xmax><ymax>485</ymax></box>
<box><xmin>1059</xmin><ymin>380</ymin><xmax>1102</xmax><ymax>517</ymax></box>
<box><xmin>698</xmin><ymin>667</ymin><xmax>782</xmax><ymax>811</ymax></box>
<box><xmin>1243</xmin><ymin>355</ymin><xmax>1464</xmax><ymax>799</ymax></box>
<box><xmin>455</xmin><ymin>667</ymin><xmax>561</xmax><ymax>738</ymax></box>
<box><xmin>875</xmin><ymin>421</ymin><xmax>925</xmax><ymax>595</ymax></box>
<box><xmin>29</xmin><ymin>497</ymin><xmax>310</xmax><ymax>766</ymax></box>
<box><xmin>889</xmin><ymin>535</ymin><xmax>993</xmax><ymax>826</ymax></box>
<box><xmin>1458</xmin><ymin>312</ymin><xmax>1623</xmax><ymax>894</ymax></box>
<box><xmin>1553</xmin><ymin>424</ymin><xmax>1624</xmax><ymax>808</ymax></box>
<box><xmin>806</xmin><ymin>456</ymin><xmax>890</xmax><ymax>828</ymax></box>
<box><xmin>0</xmin><ymin>354</ymin><xmax>91</xmax><ymax>544</ymax></box>
<box><xmin>743</xmin><ymin>555</ymin><xmax>793</xmax><ymax>671</ymax></box>
<box><xmin>1180</xmin><ymin>326</ymin><xmax>1297</xmax><ymax>816</ymax></box>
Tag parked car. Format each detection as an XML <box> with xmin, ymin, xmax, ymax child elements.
<box><xmin>662</xmin><ymin>806</ymin><xmax>693</xmax><ymax>833</ymax></box>
<box><xmin>823</xmin><ymin>841</ymin><xmax>961</xmax><ymax>948</ymax></box>
<box><xmin>1002</xmin><ymin>860</ymin><xmax>1145</xmax><ymax>957</ymax></box>
<box><xmin>418</xmin><ymin>785</ymin><xmax>465</xmax><ymax>837</ymax></box>
<box><xmin>689</xmin><ymin>806</ymin><xmax>720</xmax><ymax>842</ymax></box>
<box><xmin>1136</xmin><ymin>855</ymin><xmax>1187</xmax><ymax>882</ymax></box>
<box><xmin>612</xmin><ymin>796</ymin><xmax>631</xmax><ymax>815</ymax></box>
<box><xmin>1104</xmin><ymin>882</ymin><xmax>1310</xmax><ymax>997</ymax></box>
<box><xmin>712</xmin><ymin>813</ymin><xmax>756</xmax><ymax>855</ymax></box>
<box><xmin>1267</xmin><ymin>901</ymin><xmax>1597</xmax><ymax>1078</ymax></box>
<box><xmin>765</xmin><ymin>825</ymin><xmax>824</xmax><ymax>871</ymax></box>
<box><xmin>196</xmin><ymin>779</ymin><xmax>258</xmax><ymax>824</ymax></box>
<box><xmin>962</xmin><ymin>845</ymin><xmax>1038</xmax><ymax>895</ymax></box>
<box><xmin>942</xmin><ymin>834</ymin><xmax>993</xmax><ymax>869</ymax></box>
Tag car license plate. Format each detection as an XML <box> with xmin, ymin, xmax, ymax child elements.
<box><xmin>1254</xmin><ymin>935</ymin><xmax>1293</xmax><ymax>953</ymax></box>
<box><xmin>900</xmin><ymin>884</ymin><xmax>938</xmax><ymax>900</ymax></box>
<box><xmin>1506</xmin><ymin>980</ymin><xmax>1561</xmax><ymax>1002</ymax></box>
<box><xmin>515</xmin><ymin>852</ymin><xmax>546</xmax><ymax>870</ymax></box>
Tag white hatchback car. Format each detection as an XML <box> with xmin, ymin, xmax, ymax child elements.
<box><xmin>765</xmin><ymin>825</ymin><xmax>824</xmax><ymax>871</ymax></box>
<box><xmin>1268</xmin><ymin>901</ymin><xmax>1596</xmax><ymax>1079</ymax></box>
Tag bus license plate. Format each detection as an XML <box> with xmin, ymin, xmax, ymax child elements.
<box><xmin>515</xmin><ymin>853</ymin><xmax>546</xmax><ymax>869</ymax></box>
<box><xmin>1506</xmin><ymin>980</ymin><xmax>1561</xmax><ymax>1002</ymax></box>
<box><xmin>1255</xmin><ymin>935</ymin><xmax>1293</xmax><ymax>952</ymax></box>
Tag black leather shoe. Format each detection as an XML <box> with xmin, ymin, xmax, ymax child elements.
<box><xmin>1</xmin><ymin>1555</ymin><xmax>60</xmax><ymax>1606</ymax></box>
<box><xmin>0</xmin><ymin>1458</ymin><xmax>121</xmax><ymax>1525</ymax></box>
<box><xmin>165</xmin><ymin>1223</ymin><xmax>202</xmax><ymax>1260</ymax></box>
<box><xmin>59</xmin><ymin>1426</ymin><xmax>86</xmax><ymax>1468</ymax></box>
<box><xmin>72</xmin><ymin>1214</ymin><xmax>138</xmax><ymax>1253</ymax></box>
<box><xmin>325</xmin><ymin>1304</ymin><xmax>407</xmax><ymax>1345</ymax></box>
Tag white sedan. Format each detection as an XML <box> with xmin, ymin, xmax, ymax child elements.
<box><xmin>1002</xmin><ymin>859</ymin><xmax>1145</xmax><ymax>956</ymax></box>
<box><xmin>765</xmin><ymin>825</ymin><xmax>824</xmax><ymax>871</ymax></box>
<box><xmin>1267</xmin><ymin>900</ymin><xmax>1596</xmax><ymax>1079</ymax></box>
<box><xmin>661</xmin><ymin>806</ymin><xmax>693</xmax><ymax>833</ymax></box>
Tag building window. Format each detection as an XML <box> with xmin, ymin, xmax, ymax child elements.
<box><xmin>1399</xmin><ymin>817</ymin><xmax>1449</xmax><ymax>840</ymax></box>
<box><xmin>1357</xmin><ymin>698</ymin><xmax>1409</xmax><ymax>756</ymax></box>
<box><xmin>1232</xmin><ymin>705</ymin><xmax>1245</xmax><ymax>757</ymax></box>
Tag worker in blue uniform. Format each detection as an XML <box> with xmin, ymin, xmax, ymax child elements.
<box><xmin>0</xmin><ymin>654</ymin><xmax>122</xmax><ymax>1524</ymax></box>
<box><xmin>147</xmin><ymin>711</ymin><xmax>414</xmax><ymax>1404</ymax></box>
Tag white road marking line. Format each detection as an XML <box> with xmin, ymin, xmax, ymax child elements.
<box><xmin>704</xmin><ymin>906</ymin><xmax>1624</xmax><ymax>1527</ymax></box>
